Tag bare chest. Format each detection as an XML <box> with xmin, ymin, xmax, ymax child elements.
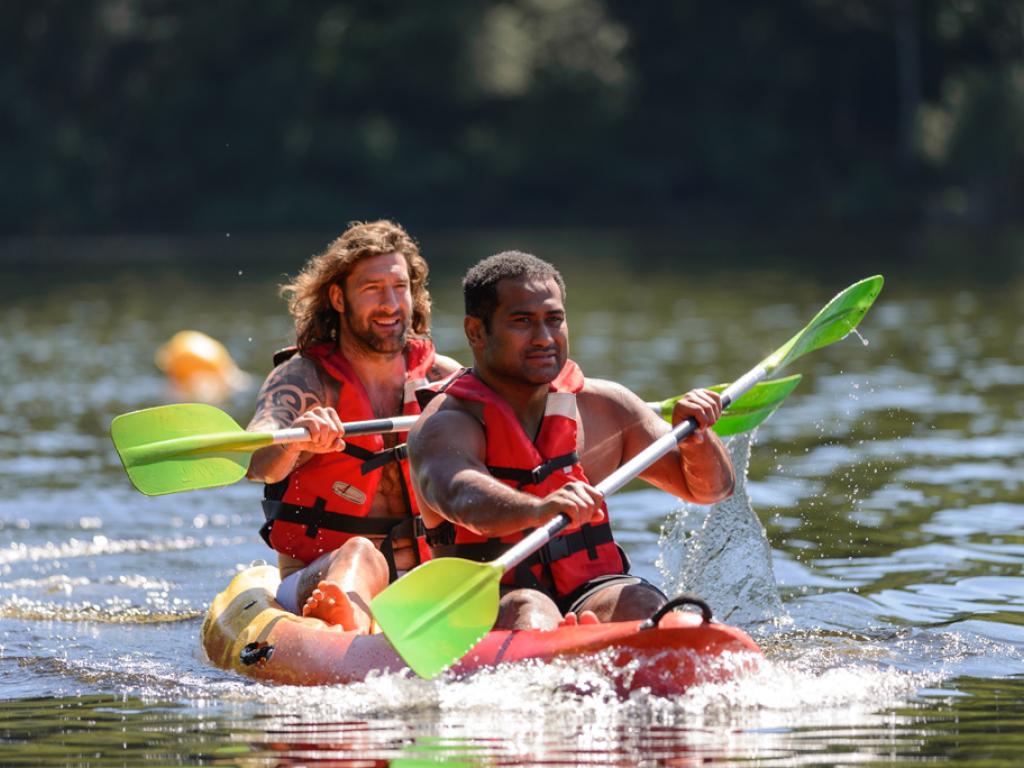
<box><xmin>363</xmin><ymin>381</ymin><xmax>405</xmax><ymax>419</ymax></box>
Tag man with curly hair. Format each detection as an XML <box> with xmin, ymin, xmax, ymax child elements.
<box><xmin>246</xmin><ymin>220</ymin><xmax>459</xmax><ymax>630</ymax></box>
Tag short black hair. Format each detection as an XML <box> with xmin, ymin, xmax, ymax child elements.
<box><xmin>463</xmin><ymin>251</ymin><xmax>567</xmax><ymax>329</ymax></box>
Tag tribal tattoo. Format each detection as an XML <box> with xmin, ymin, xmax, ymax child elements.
<box><xmin>248</xmin><ymin>357</ymin><xmax>328</xmax><ymax>431</ymax></box>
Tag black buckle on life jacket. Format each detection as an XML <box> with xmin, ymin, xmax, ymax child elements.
<box><xmin>359</xmin><ymin>443</ymin><xmax>409</xmax><ymax>475</ymax></box>
<box><xmin>341</xmin><ymin>442</ymin><xmax>409</xmax><ymax>476</ymax></box>
<box><xmin>424</xmin><ymin>520</ymin><xmax>457</xmax><ymax>548</ymax></box>
<box><xmin>531</xmin><ymin>522</ymin><xmax>613</xmax><ymax>566</ymax></box>
<box><xmin>488</xmin><ymin>451</ymin><xmax>579</xmax><ymax>488</ymax></box>
<box><xmin>536</xmin><ymin>533</ymin><xmax>571</xmax><ymax>565</ymax></box>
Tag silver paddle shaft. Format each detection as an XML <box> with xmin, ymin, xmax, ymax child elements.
<box><xmin>495</xmin><ymin>366</ymin><xmax>769</xmax><ymax>573</ymax></box>
<box><xmin>268</xmin><ymin>400</ymin><xmax>669</xmax><ymax>446</ymax></box>
<box><xmin>269</xmin><ymin>415</ymin><xmax>419</xmax><ymax>444</ymax></box>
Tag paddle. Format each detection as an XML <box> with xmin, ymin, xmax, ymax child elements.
<box><xmin>659</xmin><ymin>373</ymin><xmax>801</xmax><ymax>437</ymax></box>
<box><xmin>370</xmin><ymin>274</ymin><xmax>884</xmax><ymax>679</ymax></box>
<box><xmin>111</xmin><ymin>374</ymin><xmax>796</xmax><ymax>497</ymax></box>
<box><xmin>110</xmin><ymin>403</ymin><xmax>418</xmax><ymax>496</ymax></box>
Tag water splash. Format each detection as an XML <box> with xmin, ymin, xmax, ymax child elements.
<box><xmin>657</xmin><ymin>431</ymin><xmax>787</xmax><ymax>626</ymax></box>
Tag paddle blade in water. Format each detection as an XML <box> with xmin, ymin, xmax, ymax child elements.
<box><xmin>371</xmin><ymin>557</ymin><xmax>503</xmax><ymax>679</ymax></box>
<box><xmin>110</xmin><ymin>403</ymin><xmax>267</xmax><ymax>495</ymax></box>
<box><xmin>658</xmin><ymin>375</ymin><xmax>802</xmax><ymax>437</ymax></box>
<box><xmin>762</xmin><ymin>275</ymin><xmax>884</xmax><ymax>374</ymax></box>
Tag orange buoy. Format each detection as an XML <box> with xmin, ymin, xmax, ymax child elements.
<box><xmin>155</xmin><ymin>330</ymin><xmax>251</xmax><ymax>403</ymax></box>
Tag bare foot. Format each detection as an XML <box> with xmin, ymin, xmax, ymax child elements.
<box><xmin>557</xmin><ymin>610</ymin><xmax>600</xmax><ymax>628</ymax></box>
<box><xmin>302</xmin><ymin>581</ymin><xmax>359</xmax><ymax>630</ymax></box>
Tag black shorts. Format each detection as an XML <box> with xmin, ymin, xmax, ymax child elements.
<box><xmin>557</xmin><ymin>573</ymin><xmax>667</xmax><ymax>616</ymax></box>
<box><xmin>497</xmin><ymin>547</ymin><xmax>666</xmax><ymax>616</ymax></box>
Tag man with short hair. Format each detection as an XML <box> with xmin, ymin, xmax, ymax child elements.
<box><xmin>246</xmin><ymin>220</ymin><xmax>459</xmax><ymax>630</ymax></box>
<box><xmin>408</xmin><ymin>251</ymin><xmax>735</xmax><ymax>630</ymax></box>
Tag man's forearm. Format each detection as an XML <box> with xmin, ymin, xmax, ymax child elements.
<box><xmin>427</xmin><ymin>469</ymin><xmax>543</xmax><ymax>538</ymax></box>
<box><xmin>247</xmin><ymin>444</ymin><xmax>303</xmax><ymax>484</ymax></box>
<box><xmin>679</xmin><ymin>435</ymin><xmax>735</xmax><ymax>504</ymax></box>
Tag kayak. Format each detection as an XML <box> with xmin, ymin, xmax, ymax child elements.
<box><xmin>201</xmin><ymin>565</ymin><xmax>763</xmax><ymax>695</ymax></box>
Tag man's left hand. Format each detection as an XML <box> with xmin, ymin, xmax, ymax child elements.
<box><xmin>671</xmin><ymin>388</ymin><xmax>723</xmax><ymax>443</ymax></box>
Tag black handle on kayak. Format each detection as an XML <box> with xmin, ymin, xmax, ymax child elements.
<box><xmin>639</xmin><ymin>594</ymin><xmax>714</xmax><ymax>630</ymax></box>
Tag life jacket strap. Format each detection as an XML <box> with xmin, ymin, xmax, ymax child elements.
<box><xmin>426</xmin><ymin>520</ymin><xmax>613</xmax><ymax>566</ymax></box>
<box><xmin>341</xmin><ymin>442</ymin><xmax>410</xmax><ymax>475</ymax></box>
<box><xmin>486</xmin><ymin>451</ymin><xmax>579</xmax><ymax>488</ymax></box>
<box><xmin>260</xmin><ymin>499</ymin><xmax>425</xmax><ymax>581</ymax></box>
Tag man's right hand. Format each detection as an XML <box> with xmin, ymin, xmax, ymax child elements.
<box><xmin>536</xmin><ymin>481</ymin><xmax>605</xmax><ymax>528</ymax></box>
<box><xmin>287</xmin><ymin>406</ymin><xmax>346</xmax><ymax>454</ymax></box>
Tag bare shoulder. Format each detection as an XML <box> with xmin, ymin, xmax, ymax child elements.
<box><xmin>247</xmin><ymin>354</ymin><xmax>328</xmax><ymax>431</ymax></box>
<box><xmin>578</xmin><ymin>376</ymin><xmax>666</xmax><ymax>444</ymax></box>
<box><xmin>428</xmin><ymin>353</ymin><xmax>462</xmax><ymax>381</ymax></box>
<box><xmin>408</xmin><ymin>392</ymin><xmax>484</xmax><ymax>463</ymax></box>
<box><xmin>577</xmin><ymin>377</ymin><xmax>648</xmax><ymax>419</ymax></box>
<box><xmin>411</xmin><ymin>392</ymin><xmax>479</xmax><ymax>440</ymax></box>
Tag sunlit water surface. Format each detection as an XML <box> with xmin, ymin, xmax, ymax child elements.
<box><xmin>1</xmin><ymin>235</ymin><xmax>1023</xmax><ymax>765</ymax></box>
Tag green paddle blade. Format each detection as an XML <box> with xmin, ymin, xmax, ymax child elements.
<box><xmin>110</xmin><ymin>403</ymin><xmax>271</xmax><ymax>496</ymax></box>
<box><xmin>762</xmin><ymin>274</ymin><xmax>884</xmax><ymax>375</ymax></box>
<box><xmin>657</xmin><ymin>374</ymin><xmax>802</xmax><ymax>437</ymax></box>
<box><xmin>371</xmin><ymin>557</ymin><xmax>503</xmax><ymax>679</ymax></box>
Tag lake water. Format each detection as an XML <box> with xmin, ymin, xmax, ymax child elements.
<box><xmin>1</xmin><ymin>232</ymin><xmax>1023</xmax><ymax>766</ymax></box>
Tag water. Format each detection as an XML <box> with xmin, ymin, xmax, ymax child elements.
<box><xmin>1</xmin><ymin>234</ymin><xmax>1023</xmax><ymax>765</ymax></box>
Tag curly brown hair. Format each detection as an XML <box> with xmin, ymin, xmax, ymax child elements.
<box><xmin>281</xmin><ymin>220</ymin><xmax>432</xmax><ymax>351</ymax></box>
<box><xmin>463</xmin><ymin>251</ymin><xmax>565</xmax><ymax>331</ymax></box>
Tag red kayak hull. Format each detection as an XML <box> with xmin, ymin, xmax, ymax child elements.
<box><xmin>202</xmin><ymin>566</ymin><xmax>762</xmax><ymax>695</ymax></box>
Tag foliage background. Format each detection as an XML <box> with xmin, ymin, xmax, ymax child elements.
<box><xmin>4</xmin><ymin>1</ymin><xmax>1023</xmax><ymax>240</ymax></box>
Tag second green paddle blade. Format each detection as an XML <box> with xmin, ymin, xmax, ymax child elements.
<box><xmin>371</xmin><ymin>557</ymin><xmax>503</xmax><ymax>679</ymax></box>
<box><xmin>659</xmin><ymin>374</ymin><xmax>802</xmax><ymax>437</ymax></box>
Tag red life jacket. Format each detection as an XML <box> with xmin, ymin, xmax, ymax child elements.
<box><xmin>261</xmin><ymin>339</ymin><xmax>434</xmax><ymax>579</ymax></box>
<box><xmin>422</xmin><ymin>362</ymin><xmax>626</xmax><ymax>600</ymax></box>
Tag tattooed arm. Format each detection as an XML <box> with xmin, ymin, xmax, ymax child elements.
<box><xmin>245</xmin><ymin>356</ymin><xmax>346</xmax><ymax>484</ymax></box>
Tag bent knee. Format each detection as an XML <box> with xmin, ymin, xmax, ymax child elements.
<box><xmin>317</xmin><ymin>537</ymin><xmax>388</xmax><ymax>578</ymax></box>
<box><xmin>496</xmin><ymin>589</ymin><xmax>561</xmax><ymax>630</ymax></box>
<box><xmin>336</xmin><ymin>536</ymin><xmax>380</xmax><ymax>559</ymax></box>
<box><xmin>500</xmin><ymin>589</ymin><xmax>556</xmax><ymax>611</ymax></box>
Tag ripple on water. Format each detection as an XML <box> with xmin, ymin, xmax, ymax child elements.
<box><xmin>0</xmin><ymin>534</ymin><xmax>249</xmax><ymax>565</ymax></box>
<box><xmin>921</xmin><ymin>502</ymin><xmax>1024</xmax><ymax>536</ymax></box>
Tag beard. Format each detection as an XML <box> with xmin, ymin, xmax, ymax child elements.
<box><xmin>342</xmin><ymin>307</ymin><xmax>410</xmax><ymax>355</ymax></box>
<box><xmin>481</xmin><ymin>340</ymin><xmax>566</xmax><ymax>386</ymax></box>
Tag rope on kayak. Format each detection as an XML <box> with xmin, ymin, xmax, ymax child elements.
<box><xmin>638</xmin><ymin>594</ymin><xmax>714</xmax><ymax>630</ymax></box>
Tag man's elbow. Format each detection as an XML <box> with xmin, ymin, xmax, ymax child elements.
<box><xmin>246</xmin><ymin>464</ymin><xmax>284</xmax><ymax>484</ymax></box>
<box><xmin>690</xmin><ymin>476</ymin><xmax>735</xmax><ymax>506</ymax></box>
<box><xmin>424</xmin><ymin>477</ymin><xmax>494</xmax><ymax>538</ymax></box>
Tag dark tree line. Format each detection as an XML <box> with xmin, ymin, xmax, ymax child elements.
<box><xmin>4</xmin><ymin>0</ymin><xmax>1023</xmax><ymax>234</ymax></box>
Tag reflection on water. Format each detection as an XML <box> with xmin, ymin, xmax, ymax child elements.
<box><xmin>1</xmin><ymin>234</ymin><xmax>1023</xmax><ymax>764</ymax></box>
